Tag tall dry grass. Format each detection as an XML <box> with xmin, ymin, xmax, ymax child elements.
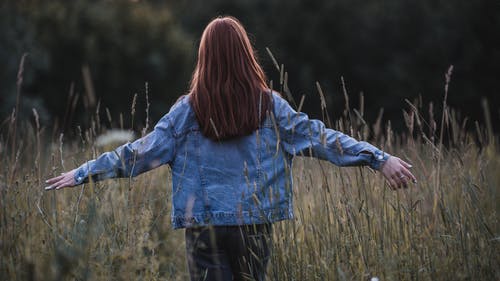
<box><xmin>0</xmin><ymin>59</ymin><xmax>499</xmax><ymax>280</ymax></box>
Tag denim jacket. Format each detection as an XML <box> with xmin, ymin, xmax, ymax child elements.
<box><xmin>74</xmin><ymin>92</ymin><xmax>390</xmax><ymax>229</ymax></box>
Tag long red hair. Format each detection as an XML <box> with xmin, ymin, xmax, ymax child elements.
<box><xmin>189</xmin><ymin>16</ymin><xmax>271</xmax><ymax>140</ymax></box>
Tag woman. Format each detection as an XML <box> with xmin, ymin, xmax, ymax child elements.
<box><xmin>46</xmin><ymin>16</ymin><xmax>416</xmax><ymax>281</ymax></box>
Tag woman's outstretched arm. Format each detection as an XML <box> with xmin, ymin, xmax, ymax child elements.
<box><xmin>273</xmin><ymin>93</ymin><xmax>416</xmax><ymax>189</ymax></box>
<box><xmin>45</xmin><ymin>114</ymin><xmax>175</xmax><ymax>190</ymax></box>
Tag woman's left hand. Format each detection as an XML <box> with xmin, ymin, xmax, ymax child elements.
<box><xmin>45</xmin><ymin>169</ymin><xmax>77</xmax><ymax>190</ymax></box>
<box><xmin>380</xmin><ymin>156</ymin><xmax>417</xmax><ymax>189</ymax></box>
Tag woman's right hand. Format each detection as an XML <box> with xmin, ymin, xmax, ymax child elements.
<box><xmin>380</xmin><ymin>156</ymin><xmax>417</xmax><ymax>189</ymax></box>
<box><xmin>45</xmin><ymin>169</ymin><xmax>77</xmax><ymax>190</ymax></box>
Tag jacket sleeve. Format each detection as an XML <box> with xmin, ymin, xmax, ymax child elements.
<box><xmin>73</xmin><ymin>114</ymin><xmax>175</xmax><ymax>185</ymax></box>
<box><xmin>273</xmin><ymin>94</ymin><xmax>389</xmax><ymax>170</ymax></box>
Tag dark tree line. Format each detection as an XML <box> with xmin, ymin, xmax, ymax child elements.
<box><xmin>1</xmin><ymin>0</ymin><xmax>499</xmax><ymax>135</ymax></box>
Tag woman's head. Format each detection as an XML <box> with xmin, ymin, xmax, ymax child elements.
<box><xmin>189</xmin><ymin>16</ymin><xmax>271</xmax><ymax>140</ymax></box>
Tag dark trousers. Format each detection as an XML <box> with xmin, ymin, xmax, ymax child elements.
<box><xmin>185</xmin><ymin>224</ymin><xmax>272</xmax><ymax>281</ymax></box>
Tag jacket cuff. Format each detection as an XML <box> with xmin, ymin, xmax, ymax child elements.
<box><xmin>74</xmin><ymin>162</ymin><xmax>91</xmax><ymax>185</ymax></box>
<box><xmin>370</xmin><ymin>150</ymin><xmax>390</xmax><ymax>171</ymax></box>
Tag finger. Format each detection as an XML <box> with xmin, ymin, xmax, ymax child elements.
<box><xmin>55</xmin><ymin>182</ymin><xmax>67</xmax><ymax>190</ymax></box>
<box><xmin>398</xmin><ymin>158</ymin><xmax>413</xmax><ymax>169</ymax></box>
<box><xmin>45</xmin><ymin>181</ymin><xmax>61</xmax><ymax>190</ymax></box>
<box><xmin>46</xmin><ymin>178</ymin><xmax>68</xmax><ymax>190</ymax></box>
<box><xmin>398</xmin><ymin>165</ymin><xmax>416</xmax><ymax>182</ymax></box>
<box><xmin>45</xmin><ymin>174</ymin><xmax>65</xmax><ymax>184</ymax></box>
<box><xmin>401</xmin><ymin>167</ymin><xmax>417</xmax><ymax>183</ymax></box>
<box><xmin>398</xmin><ymin>174</ymin><xmax>408</xmax><ymax>188</ymax></box>
<box><xmin>45</xmin><ymin>179</ymin><xmax>64</xmax><ymax>190</ymax></box>
<box><xmin>391</xmin><ymin>172</ymin><xmax>406</xmax><ymax>188</ymax></box>
<box><xmin>393</xmin><ymin>163</ymin><xmax>413</xmax><ymax>184</ymax></box>
<box><xmin>55</xmin><ymin>178</ymin><xmax>73</xmax><ymax>190</ymax></box>
<box><xmin>392</xmin><ymin>172</ymin><xmax>404</xmax><ymax>182</ymax></box>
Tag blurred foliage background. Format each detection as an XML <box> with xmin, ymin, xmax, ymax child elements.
<box><xmin>1</xmin><ymin>0</ymin><xmax>499</xmax><ymax>134</ymax></box>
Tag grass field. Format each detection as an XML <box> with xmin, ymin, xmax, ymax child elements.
<box><xmin>1</xmin><ymin>83</ymin><xmax>499</xmax><ymax>280</ymax></box>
